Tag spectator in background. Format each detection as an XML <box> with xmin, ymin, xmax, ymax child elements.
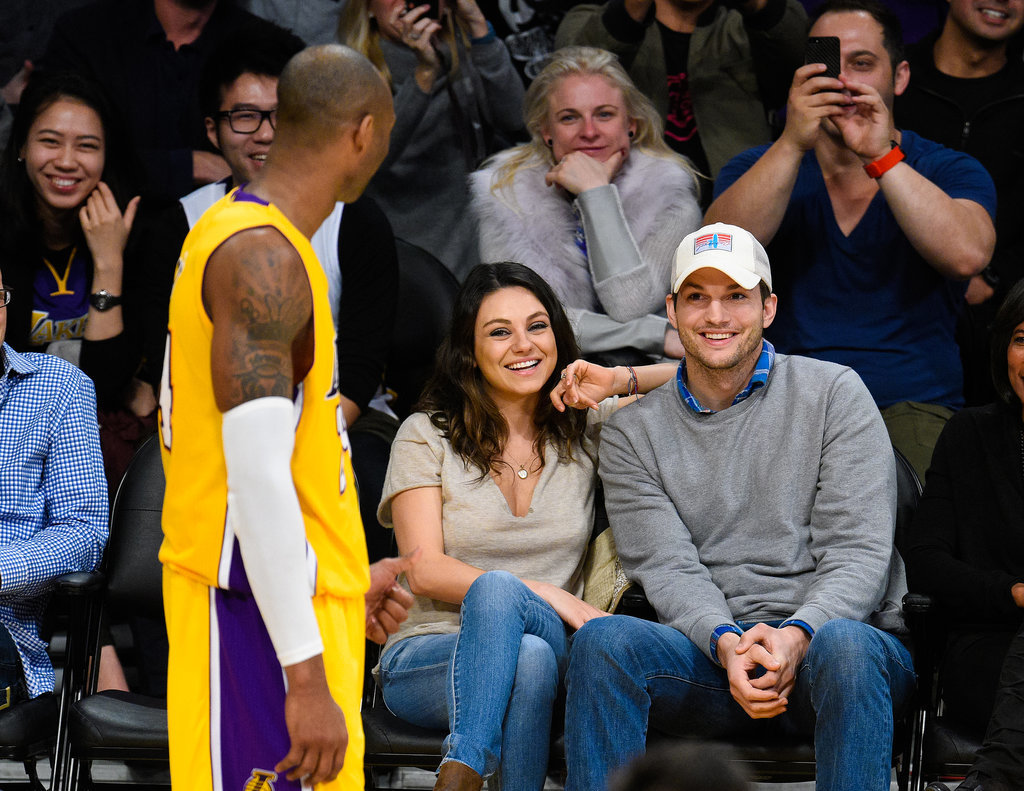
<box><xmin>339</xmin><ymin>0</ymin><xmax>525</xmax><ymax>279</ymax></box>
<box><xmin>0</xmin><ymin>70</ymin><xmax>151</xmax><ymax>489</ymax></box>
<box><xmin>471</xmin><ymin>47</ymin><xmax>700</xmax><ymax>365</ymax></box>
<box><xmin>133</xmin><ymin>24</ymin><xmax>401</xmax><ymax>561</ymax></box>
<box><xmin>41</xmin><ymin>0</ymin><xmax>287</xmax><ymax>207</ymax></box>
<box><xmin>801</xmin><ymin>0</ymin><xmax>948</xmax><ymax>45</ymax></box>
<box><xmin>555</xmin><ymin>0</ymin><xmax>807</xmax><ymax>197</ymax></box>
<box><xmin>237</xmin><ymin>0</ymin><xmax>338</xmax><ymax>44</ymax></box>
<box><xmin>896</xmin><ymin>0</ymin><xmax>1024</xmax><ymax>407</ymax></box>
<box><xmin>906</xmin><ymin>279</ymin><xmax>1024</xmax><ymax>791</ymax></box>
<box><xmin>0</xmin><ymin>0</ymin><xmax>93</xmax><ymax>146</ymax></box>
<box><xmin>706</xmin><ymin>0</ymin><xmax>997</xmax><ymax>480</ymax></box>
<box><xmin>0</xmin><ymin>267</ymin><xmax>108</xmax><ymax>707</ymax></box>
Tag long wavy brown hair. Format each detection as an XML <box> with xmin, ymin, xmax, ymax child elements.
<box><xmin>416</xmin><ymin>262</ymin><xmax>589</xmax><ymax>477</ymax></box>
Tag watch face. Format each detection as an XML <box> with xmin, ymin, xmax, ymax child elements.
<box><xmin>90</xmin><ymin>290</ymin><xmax>122</xmax><ymax>311</ymax></box>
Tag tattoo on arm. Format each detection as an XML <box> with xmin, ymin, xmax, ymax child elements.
<box><xmin>207</xmin><ymin>229</ymin><xmax>313</xmax><ymax>410</ymax></box>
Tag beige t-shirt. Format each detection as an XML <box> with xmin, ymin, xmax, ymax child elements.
<box><xmin>377</xmin><ymin>399</ymin><xmax>616</xmax><ymax>653</ymax></box>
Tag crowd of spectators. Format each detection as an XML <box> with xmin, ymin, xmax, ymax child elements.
<box><xmin>0</xmin><ymin>0</ymin><xmax>1022</xmax><ymax>789</ymax></box>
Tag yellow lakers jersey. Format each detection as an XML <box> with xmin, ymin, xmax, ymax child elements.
<box><xmin>158</xmin><ymin>190</ymin><xmax>369</xmax><ymax>599</ymax></box>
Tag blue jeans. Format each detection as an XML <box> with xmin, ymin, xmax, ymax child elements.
<box><xmin>379</xmin><ymin>571</ymin><xmax>569</xmax><ymax>790</ymax></box>
<box><xmin>564</xmin><ymin>615</ymin><xmax>916</xmax><ymax>791</ymax></box>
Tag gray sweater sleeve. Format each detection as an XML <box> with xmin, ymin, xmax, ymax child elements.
<box><xmin>789</xmin><ymin>369</ymin><xmax>897</xmax><ymax>633</ymax></box>
<box><xmin>380</xmin><ymin>59</ymin><xmax>433</xmax><ymax>170</ymax></box>
<box><xmin>599</xmin><ymin>408</ymin><xmax>737</xmax><ymax>657</ymax></box>
<box><xmin>576</xmin><ymin>184</ymin><xmax>690</xmax><ymax>324</ymax></box>
<box><xmin>568</xmin><ymin>308</ymin><xmax>669</xmax><ymax>357</ymax></box>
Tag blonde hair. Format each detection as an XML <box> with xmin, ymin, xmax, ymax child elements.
<box><xmin>487</xmin><ymin>46</ymin><xmax>695</xmax><ymax>195</ymax></box>
<box><xmin>338</xmin><ymin>0</ymin><xmax>469</xmax><ymax>88</ymax></box>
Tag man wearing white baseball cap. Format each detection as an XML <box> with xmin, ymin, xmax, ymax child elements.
<box><xmin>563</xmin><ymin>222</ymin><xmax>914</xmax><ymax>791</ymax></box>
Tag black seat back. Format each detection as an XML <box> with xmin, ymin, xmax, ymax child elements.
<box><xmin>105</xmin><ymin>435</ymin><xmax>166</xmax><ymax>620</ymax></box>
<box><xmin>386</xmin><ymin>239</ymin><xmax>459</xmax><ymax>419</ymax></box>
<box><xmin>893</xmin><ymin>445</ymin><xmax>923</xmax><ymax>553</ymax></box>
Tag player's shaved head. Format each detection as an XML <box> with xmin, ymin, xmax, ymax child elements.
<box><xmin>276</xmin><ymin>44</ymin><xmax>391</xmax><ymax>147</ymax></box>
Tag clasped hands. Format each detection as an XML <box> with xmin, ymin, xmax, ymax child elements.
<box><xmin>717</xmin><ymin>623</ymin><xmax>811</xmax><ymax>720</ymax></box>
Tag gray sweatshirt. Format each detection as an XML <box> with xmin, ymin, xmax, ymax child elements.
<box><xmin>599</xmin><ymin>353</ymin><xmax>907</xmax><ymax>661</ymax></box>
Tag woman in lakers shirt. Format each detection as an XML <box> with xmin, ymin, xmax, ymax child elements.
<box><xmin>377</xmin><ymin>262</ymin><xmax>673</xmax><ymax>791</ymax></box>
<box><xmin>0</xmin><ymin>70</ymin><xmax>142</xmax><ymax>484</ymax></box>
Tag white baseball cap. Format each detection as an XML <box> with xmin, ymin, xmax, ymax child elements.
<box><xmin>670</xmin><ymin>222</ymin><xmax>772</xmax><ymax>294</ymax></box>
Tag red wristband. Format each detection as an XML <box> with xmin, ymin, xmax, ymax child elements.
<box><xmin>864</xmin><ymin>143</ymin><xmax>905</xmax><ymax>179</ymax></box>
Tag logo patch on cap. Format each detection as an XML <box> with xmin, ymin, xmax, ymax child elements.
<box><xmin>694</xmin><ymin>232</ymin><xmax>732</xmax><ymax>255</ymax></box>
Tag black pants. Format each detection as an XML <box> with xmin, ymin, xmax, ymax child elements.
<box><xmin>968</xmin><ymin>619</ymin><xmax>1024</xmax><ymax>789</ymax></box>
<box><xmin>942</xmin><ymin>630</ymin><xmax>1014</xmax><ymax>735</ymax></box>
<box><xmin>0</xmin><ymin>620</ymin><xmax>27</xmax><ymax>706</ymax></box>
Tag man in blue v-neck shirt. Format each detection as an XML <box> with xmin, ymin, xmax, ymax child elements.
<box><xmin>707</xmin><ymin>0</ymin><xmax>996</xmax><ymax>480</ymax></box>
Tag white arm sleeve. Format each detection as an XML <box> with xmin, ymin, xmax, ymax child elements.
<box><xmin>222</xmin><ymin>397</ymin><xmax>324</xmax><ymax>667</ymax></box>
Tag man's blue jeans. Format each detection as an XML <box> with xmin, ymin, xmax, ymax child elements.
<box><xmin>379</xmin><ymin>571</ymin><xmax>568</xmax><ymax>790</ymax></box>
<box><xmin>565</xmin><ymin>615</ymin><xmax>915</xmax><ymax>791</ymax></box>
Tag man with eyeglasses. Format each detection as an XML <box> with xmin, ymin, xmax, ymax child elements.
<box><xmin>133</xmin><ymin>22</ymin><xmax>401</xmax><ymax>564</ymax></box>
<box><xmin>0</xmin><ymin>275</ymin><xmax>107</xmax><ymax>711</ymax></box>
<box><xmin>41</xmin><ymin>0</ymin><xmax>297</xmax><ymax>206</ymax></box>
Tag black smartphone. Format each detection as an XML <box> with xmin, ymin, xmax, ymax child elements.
<box><xmin>804</xmin><ymin>36</ymin><xmax>841</xmax><ymax>80</ymax></box>
<box><xmin>408</xmin><ymin>0</ymin><xmax>440</xmax><ymax>19</ymax></box>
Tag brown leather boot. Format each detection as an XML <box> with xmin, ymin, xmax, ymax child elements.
<box><xmin>433</xmin><ymin>760</ymin><xmax>483</xmax><ymax>791</ymax></box>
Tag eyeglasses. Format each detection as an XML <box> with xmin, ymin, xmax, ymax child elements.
<box><xmin>215</xmin><ymin>108</ymin><xmax>277</xmax><ymax>134</ymax></box>
<box><xmin>0</xmin><ymin>288</ymin><xmax>10</xmax><ymax>307</ymax></box>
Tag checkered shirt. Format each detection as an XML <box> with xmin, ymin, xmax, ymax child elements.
<box><xmin>0</xmin><ymin>344</ymin><xmax>108</xmax><ymax>697</ymax></box>
<box><xmin>676</xmin><ymin>340</ymin><xmax>776</xmax><ymax>414</ymax></box>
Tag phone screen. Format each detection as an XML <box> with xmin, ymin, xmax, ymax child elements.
<box><xmin>805</xmin><ymin>36</ymin><xmax>841</xmax><ymax>80</ymax></box>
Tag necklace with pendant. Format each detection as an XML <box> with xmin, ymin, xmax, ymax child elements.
<box><xmin>504</xmin><ymin>452</ymin><xmax>537</xmax><ymax>479</ymax></box>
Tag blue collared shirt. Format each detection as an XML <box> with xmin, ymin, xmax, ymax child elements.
<box><xmin>0</xmin><ymin>344</ymin><xmax>108</xmax><ymax>697</ymax></box>
<box><xmin>676</xmin><ymin>340</ymin><xmax>776</xmax><ymax>414</ymax></box>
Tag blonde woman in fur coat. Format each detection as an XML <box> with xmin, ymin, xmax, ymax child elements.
<box><xmin>470</xmin><ymin>46</ymin><xmax>701</xmax><ymax>362</ymax></box>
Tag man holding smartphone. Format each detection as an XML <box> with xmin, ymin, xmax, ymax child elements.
<box><xmin>706</xmin><ymin>0</ymin><xmax>997</xmax><ymax>481</ymax></box>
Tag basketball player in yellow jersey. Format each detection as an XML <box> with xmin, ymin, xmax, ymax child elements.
<box><xmin>159</xmin><ymin>46</ymin><xmax>414</xmax><ymax>791</ymax></box>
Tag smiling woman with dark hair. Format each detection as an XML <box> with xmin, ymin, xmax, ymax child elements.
<box><xmin>375</xmin><ymin>262</ymin><xmax>672</xmax><ymax>791</ymax></box>
<box><xmin>905</xmin><ymin>279</ymin><xmax>1024</xmax><ymax>791</ymax></box>
<box><xmin>0</xmin><ymin>69</ymin><xmax>147</xmax><ymax>484</ymax></box>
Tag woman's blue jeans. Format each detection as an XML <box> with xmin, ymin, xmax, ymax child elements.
<box><xmin>564</xmin><ymin>615</ymin><xmax>916</xmax><ymax>791</ymax></box>
<box><xmin>378</xmin><ymin>571</ymin><xmax>569</xmax><ymax>790</ymax></box>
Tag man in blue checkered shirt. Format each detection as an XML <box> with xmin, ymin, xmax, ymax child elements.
<box><xmin>0</xmin><ymin>273</ymin><xmax>107</xmax><ymax>706</ymax></box>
